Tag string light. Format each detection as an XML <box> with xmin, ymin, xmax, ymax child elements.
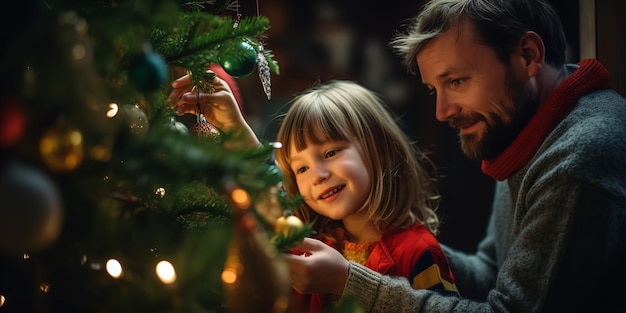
<box><xmin>155</xmin><ymin>187</ymin><xmax>166</xmax><ymax>198</ymax></box>
<box><xmin>221</xmin><ymin>267</ymin><xmax>238</xmax><ymax>284</ymax></box>
<box><xmin>155</xmin><ymin>260</ymin><xmax>176</xmax><ymax>284</ymax></box>
<box><xmin>106</xmin><ymin>103</ymin><xmax>119</xmax><ymax>118</ymax></box>
<box><xmin>106</xmin><ymin>259</ymin><xmax>123</xmax><ymax>278</ymax></box>
<box><xmin>231</xmin><ymin>188</ymin><xmax>251</xmax><ymax>209</ymax></box>
<box><xmin>39</xmin><ymin>283</ymin><xmax>50</xmax><ymax>293</ymax></box>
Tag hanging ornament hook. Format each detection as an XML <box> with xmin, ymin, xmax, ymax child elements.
<box><xmin>191</xmin><ymin>86</ymin><xmax>221</xmax><ymax>142</ymax></box>
<box><xmin>195</xmin><ymin>87</ymin><xmax>205</xmax><ymax>123</ymax></box>
<box><xmin>233</xmin><ymin>0</ymin><xmax>241</xmax><ymax>28</ymax></box>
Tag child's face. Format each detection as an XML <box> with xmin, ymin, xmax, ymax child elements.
<box><xmin>288</xmin><ymin>139</ymin><xmax>371</xmax><ymax>221</ymax></box>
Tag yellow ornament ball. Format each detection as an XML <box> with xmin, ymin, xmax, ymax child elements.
<box><xmin>39</xmin><ymin>120</ymin><xmax>84</xmax><ymax>172</ymax></box>
<box><xmin>274</xmin><ymin>214</ymin><xmax>304</xmax><ymax>237</ymax></box>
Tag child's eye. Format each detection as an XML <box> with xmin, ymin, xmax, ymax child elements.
<box><xmin>324</xmin><ymin>150</ymin><xmax>338</xmax><ymax>158</ymax></box>
<box><xmin>294</xmin><ymin>166</ymin><xmax>308</xmax><ymax>174</ymax></box>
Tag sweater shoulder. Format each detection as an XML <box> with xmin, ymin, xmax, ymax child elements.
<box><xmin>530</xmin><ymin>89</ymin><xmax>626</xmax><ymax>193</ymax></box>
<box><xmin>547</xmin><ymin>90</ymin><xmax>626</xmax><ymax>159</ymax></box>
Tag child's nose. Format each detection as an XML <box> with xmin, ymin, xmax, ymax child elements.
<box><xmin>312</xmin><ymin>167</ymin><xmax>329</xmax><ymax>185</ymax></box>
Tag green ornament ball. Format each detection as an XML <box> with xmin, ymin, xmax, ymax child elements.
<box><xmin>128</xmin><ymin>50</ymin><xmax>168</xmax><ymax>92</ymax></box>
<box><xmin>218</xmin><ymin>41</ymin><xmax>258</xmax><ymax>78</ymax></box>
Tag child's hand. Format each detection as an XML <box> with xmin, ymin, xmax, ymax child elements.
<box><xmin>167</xmin><ymin>72</ymin><xmax>244</xmax><ymax>132</ymax></box>
<box><xmin>283</xmin><ymin>237</ymin><xmax>349</xmax><ymax>296</ymax></box>
<box><xmin>166</xmin><ymin>72</ymin><xmax>260</xmax><ymax>148</ymax></box>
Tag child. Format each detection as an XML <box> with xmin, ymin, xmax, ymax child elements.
<box><xmin>168</xmin><ymin>77</ymin><xmax>460</xmax><ymax>312</ymax></box>
<box><xmin>273</xmin><ymin>80</ymin><xmax>459</xmax><ymax>311</ymax></box>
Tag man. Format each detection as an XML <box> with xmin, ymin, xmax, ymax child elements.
<box><xmin>283</xmin><ymin>0</ymin><xmax>626</xmax><ymax>312</ymax></box>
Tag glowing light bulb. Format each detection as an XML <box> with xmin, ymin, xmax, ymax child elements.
<box><xmin>221</xmin><ymin>268</ymin><xmax>238</xmax><ymax>284</ymax></box>
<box><xmin>155</xmin><ymin>187</ymin><xmax>166</xmax><ymax>198</ymax></box>
<box><xmin>156</xmin><ymin>260</ymin><xmax>176</xmax><ymax>284</ymax></box>
<box><xmin>106</xmin><ymin>259</ymin><xmax>123</xmax><ymax>278</ymax></box>
<box><xmin>231</xmin><ymin>188</ymin><xmax>250</xmax><ymax>209</ymax></box>
<box><xmin>39</xmin><ymin>283</ymin><xmax>50</xmax><ymax>293</ymax></box>
<box><xmin>106</xmin><ymin>103</ymin><xmax>119</xmax><ymax>118</ymax></box>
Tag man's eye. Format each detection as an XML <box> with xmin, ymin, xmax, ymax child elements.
<box><xmin>451</xmin><ymin>78</ymin><xmax>463</xmax><ymax>87</ymax></box>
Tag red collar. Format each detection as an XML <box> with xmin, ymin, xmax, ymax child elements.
<box><xmin>481</xmin><ymin>59</ymin><xmax>611</xmax><ymax>181</ymax></box>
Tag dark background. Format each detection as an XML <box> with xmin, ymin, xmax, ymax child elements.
<box><xmin>233</xmin><ymin>0</ymin><xmax>579</xmax><ymax>253</ymax></box>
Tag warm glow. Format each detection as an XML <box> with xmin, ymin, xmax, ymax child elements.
<box><xmin>156</xmin><ymin>260</ymin><xmax>176</xmax><ymax>284</ymax></box>
<box><xmin>231</xmin><ymin>188</ymin><xmax>251</xmax><ymax>209</ymax></box>
<box><xmin>72</xmin><ymin>44</ymin><xmax>86</xmax><ymax>60</ymax></box>
<box><xmin>90</xmin><ymin>145</ymin><xmax>111</xmax><ymax>162</ymax></box>
<box><xmin>74</xmin><ymin>18</ymin><xmax>87</xmax><ymax>34</ymax></box>
<box><xmin>155</xmin><ymin>187</ymin><xmax>166</xmax><ymax>198</ymax></box>
<box><xmin>69</xmin><ymin>130</ymin><xmax>83</xmax><ymax>145</ymax></box>
<box><xmin>221</xmin><ymin>268</ymin><xmax>238</xmax><ymax>284</ymax></box>
<box><xmin>106</xmin><ymin>103</ymin><xmax>119</xmax><ymax>118</ymax></box>
<box><xmin>106</xmin><ymin>259</ymin><xmax>123</xmax><ymax>278</ymax></box>
<box><xmin>0</xmin><ymin>295</ymin><xmax>5</xmax><ymax>307</ymax></box>
<box><xmin>39</xmin><ymin>283</ymin><xmax>50</xmax><ymax>293</ymax></box>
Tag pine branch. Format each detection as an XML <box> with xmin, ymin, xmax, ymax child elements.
<box><xmin>152</xmin><ymin>13</ymin><xmax>273</xmax><ymax>83</ymax></box>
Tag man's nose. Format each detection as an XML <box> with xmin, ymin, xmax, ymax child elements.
<box><xmin>435</xmin><ymin>93</ymin><xmax>461</xmax><ymax>122</ymax></box>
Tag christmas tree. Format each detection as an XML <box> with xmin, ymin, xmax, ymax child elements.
<box><xmin>0</xmin><ymin>0</ymin><xmax>311</xmax><ymax>312</ymax></box>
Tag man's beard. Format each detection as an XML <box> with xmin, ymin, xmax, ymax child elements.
<box><xmin>457</xmin><ymin>71</ymin><xmax>539</xmax><ymax>161</ymax></box>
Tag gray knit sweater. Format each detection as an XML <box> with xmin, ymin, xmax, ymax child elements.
<box><xmin>342</xmin><ymin>66</ymin><xmax>626</xmax><ymax>312</ymax></box>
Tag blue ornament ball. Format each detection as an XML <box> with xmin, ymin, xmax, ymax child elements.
<box><xmin>128</xmin><ymin>50</ymin><xmax>168</xmax><ymax>92</ymax></box>
<box><xmin>218</xmin><ymin>41</ymin><xmax>258</xmax><ymax>78</ymax></box>
<box><xmin>0</xmin><ymin>161</ymin><xmax>63</xmax><ymax>254</ymax></box>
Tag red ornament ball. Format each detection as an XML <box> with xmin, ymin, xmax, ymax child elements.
<box><xmin>191</xmin><ymin>119</ymin><xmax>221</xmax><ymax>142</ymax></box>
<box><xmin>0</xmin><ymin>96</ymin><xmax>26</xmax><ymax>148</ymax></box>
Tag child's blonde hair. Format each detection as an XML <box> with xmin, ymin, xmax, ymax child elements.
<box><xmin>275</xmin><ymin>80</ymin><xmax>441</xmax><ymax>239</ymax></box>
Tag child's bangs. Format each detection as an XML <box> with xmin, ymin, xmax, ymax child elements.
<box><xmin>289</xmin><ymin>99</ymin><xmax>354</xmax><ymax>152</ymax></box>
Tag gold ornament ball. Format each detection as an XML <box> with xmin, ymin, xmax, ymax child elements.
<box><xmin>39</xmin><ymin>121</ymin><xmax>84</xmax><ymax>172</ymax></box>
<box><xmin>274</xmin><ymin>215</ymin><xmax>304</xmax><ymax>237</ymax></box>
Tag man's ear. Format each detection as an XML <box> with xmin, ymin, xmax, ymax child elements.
<box><xmin>518</xmin><ymin>31</ymin><xmax>545</xmax><ymax>77</ymax></box>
